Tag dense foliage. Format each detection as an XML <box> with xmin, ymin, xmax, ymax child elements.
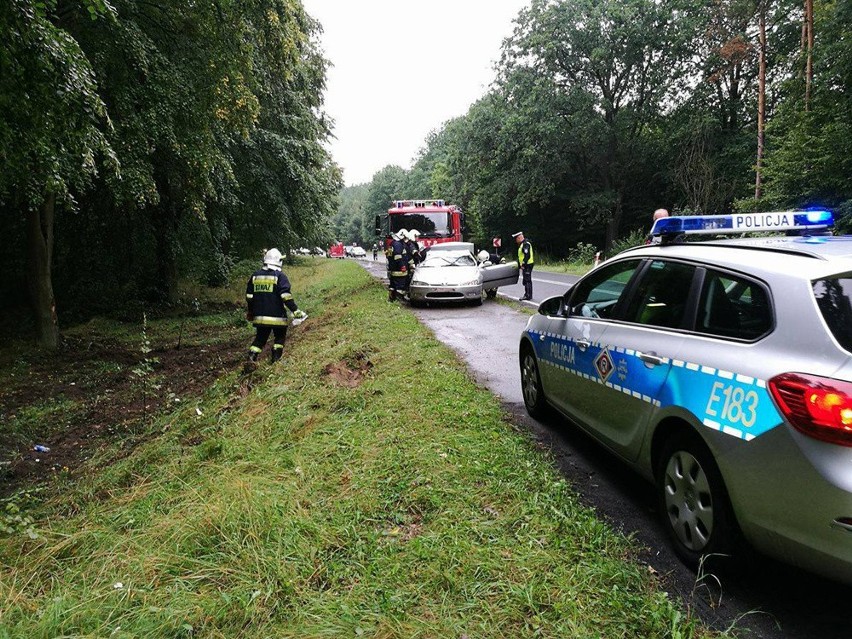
<box><xmin>0</xmin><ymin>0</ymin><xmax>341</xmax><ymax>346</ymax></box>
<box><xmin>333</xmin><ymin>0</ymin><xmax>851</xmax><ymax>257</ymax></box>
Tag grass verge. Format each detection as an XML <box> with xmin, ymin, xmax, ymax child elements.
<box><xmin>0</xmin><ymin>259</ymin><xmax>724</xmax><ymax>638</ymax></box>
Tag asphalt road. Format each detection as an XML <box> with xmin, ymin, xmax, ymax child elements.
<box><xmin>354</xmin><ymin>256</ymin><xmax>852</xmax><ymax>638</ymax></box>
<box><xmin>496</xmin><ymin>267</ymin><xmax>581</xmax><ymax>304</ymax></box>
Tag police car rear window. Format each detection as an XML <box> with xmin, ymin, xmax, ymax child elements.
<box><xmin>813</xmin><ymin>275</ymin><xmax>852</xmax><ymax>353</ymax></box>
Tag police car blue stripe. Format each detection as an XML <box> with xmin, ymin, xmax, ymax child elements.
<box><xmin>526</xmin><ymin>328</ymin><xmax>782</xmax><ymax>442</ymax></box>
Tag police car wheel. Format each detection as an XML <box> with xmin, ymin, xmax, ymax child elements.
<box><xmin>656</xmin><ymin>430</ymin><xmax>736</xmax><ymax>569</ymax></box>
<box><xmin>520</xmin><ymin>346</ymin><xmax>549</xmax><ymax>419</ymax></box>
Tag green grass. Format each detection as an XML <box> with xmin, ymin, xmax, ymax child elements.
<box><xmin>0</xmin><ymin>260</ymin><xmax>725</xmax><ymax>638</ymax></box>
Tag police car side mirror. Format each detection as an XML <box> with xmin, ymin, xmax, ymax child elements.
<box><xmin>537</xmin><ymin>296</ymin><xmax>563</xmax><ymax>316</ymax></box>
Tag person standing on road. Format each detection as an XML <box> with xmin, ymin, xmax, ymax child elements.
<box><xmin>513</xmin><ymin>231</ymin><xmax>535</xmax><ymax>301</ymax></box>
<box><xmin>387</xmin><ymin>231</ymin><xmax>409</xmax><ymax>302</ymax></box>
<box><xmin>245</xmin><ymin>248</ymin><xmax>305</xmax><ymax>363</ymax></box>
<box><xmin>372</xmin><ymin>243</ymin><xmax>378</xmax><ymax>261</ymax></box>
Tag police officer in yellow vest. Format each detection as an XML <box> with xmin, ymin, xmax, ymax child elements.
<box><xmin>245</xmin><ymin>248</ymin><xmax>305</xmax><ymax>362</ymax></box>
<box><xmin>513</xmin><ymin>231</ymin><xmax>535</xmax><ymax>301</ymax></box>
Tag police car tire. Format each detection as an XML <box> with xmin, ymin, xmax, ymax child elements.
<box><xmin>520</xmin><ymin>347</ymin><xmax>549</xmax><ymax>419</ymax></box>
<box><xmin>656</xmin><ymin>430</ymin><xmax>736</xmax><ymax>570</ymax></box>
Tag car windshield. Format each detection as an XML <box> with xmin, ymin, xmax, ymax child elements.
<box><xmin>813</xmin><ymin>273</ymin><xmax>852</xmax><ymax>353</ymax></box>
<box><xmin>421</xmin><ymin>253</ymin><xmax>476</xmax><ymax>267</ymax></box>
<box><xmin>390</xmin><ymin>212</ymin><xmax>451</xmax><ymax>238</ymax></box>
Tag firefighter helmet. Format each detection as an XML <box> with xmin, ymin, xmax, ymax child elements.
<box><xmin>478</xmin><ymin>250</ymin><xmax>490</xmax><ymax>262</ymax></box>
<box><xmin>263</xmin><ymin>248</ymin><xmax>283</xmax><ymax>267</ymax></box>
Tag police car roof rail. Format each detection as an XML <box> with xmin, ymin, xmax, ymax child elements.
<box><xmin>651</xmin><ymin>210</ymin><xmax>834</xmax><ymax>244</ymax></box>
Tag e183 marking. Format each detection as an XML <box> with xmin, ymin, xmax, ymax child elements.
<box><xmin>706</xmin><ymin>381</ymin><xmax>759</xmax><ymax>428</ymax></box>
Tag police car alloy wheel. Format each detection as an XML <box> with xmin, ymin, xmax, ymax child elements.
<box><xmin>520</xmin><ymin>347</ymin><xmax>548</xmax><ymax>419</ymax></box>
<box><xmin>656</xmin><ymin>430</ymin><xmax>737</xmax><ymax>568</ymax></box>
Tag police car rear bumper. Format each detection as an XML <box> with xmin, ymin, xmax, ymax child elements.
<box><xmin>719</xmin><ymin>425</ymin><xmax>852</xmax><ymax>584</ymax></box>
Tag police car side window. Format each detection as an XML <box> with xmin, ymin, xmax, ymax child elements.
<box><xmin>696</xmin><ymin>270</ymin><xmax>772</xmax><ymax>340</ymax></box>
<box><xmin>569</xmin><ymin>260</ymin><xmax>641</xmax><ymax>319</ymax></box>
<box><xmin>623</xmin><ymin>260</ymin><xmax>695</xmax><ymax>329</ymax></box>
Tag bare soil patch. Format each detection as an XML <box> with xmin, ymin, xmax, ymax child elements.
<box><xmin>322</xmin><ymin>351</ymin><xmax>373</xmax><ymax>388</ymax></box>
<box><xmin>0</xmin><ymin>329</ymin><xmax>246</xmax><ymax>497</ymax></box>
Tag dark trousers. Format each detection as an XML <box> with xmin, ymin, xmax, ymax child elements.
<box><xmin>390</xmin><ymin>275</ymin><xmax>408</xmax><ymax>293</ymax></box>
<box><xmin>522</xmin><ymin>264</ymin><xmax>534</xmax><ymax>299</ymax></box>
<box><xmin>251</xmin><ymin>325</ymin><xmax>287</xmax><ymax>359</ymax></box>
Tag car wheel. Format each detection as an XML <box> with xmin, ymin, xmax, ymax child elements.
<box><xmin>486</xmin><ymin>288</ymin><xmax>497</xmax><ymax>299</ymax></box>
<box><xmin>520</xmin><ymin>345</ymin><xmax>549</xmax><ymax>419</ymax></box>
<box><xmin>656</xmin><ymin>430</ymin><xmax>736</xmax><ymax>569</ymax></box>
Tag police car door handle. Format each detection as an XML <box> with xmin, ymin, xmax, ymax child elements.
<box><xmin>576</xmin><ymin>339</ymin><xmax>591</xmax><ymax>351</ymax></box>
<box><xmin>638</xmin><ymin>351</ymin><xmax>663</xmax><ymax>366</ymax></box>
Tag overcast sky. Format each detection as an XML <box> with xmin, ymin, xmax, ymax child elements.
<box><xmin>301</xmin><ymin>0</ymin><xmax>531</xmax><ymax>186</ymax></box>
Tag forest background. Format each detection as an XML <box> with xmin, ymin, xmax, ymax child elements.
<box><xmin>2</xmin><ymin>0</ymin><xmax>851</xmax><ymax>348</ymax></box>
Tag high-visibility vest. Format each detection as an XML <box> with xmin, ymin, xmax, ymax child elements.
<box><xmin>518</xmin><ymin>240</ymin><xmax>534</xmax><ymax>265</ymax></box>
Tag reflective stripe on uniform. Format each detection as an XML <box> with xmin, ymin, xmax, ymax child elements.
<box><xmin>246</xmin><ymin>293</ymin><xmax>254</xmax><ymax>299</ymax></box>
<box><xmin>253</xmin><ymin>315</ymin><xmax>289</xmax><ymax>326</ymax></box>
<box><xmin>390</xmin><ymin>270</ymin><xmax>407</xmax><ymax>277</ymax></box>
<box><xmin>281</xmin><ymin>292</ymin><xmax>294</xmax><ymax>301</ymax></box>
<box><xmin>250</xmin><ymin>346</ymin><xmax>262</xmax><ymax>353</ymax></box>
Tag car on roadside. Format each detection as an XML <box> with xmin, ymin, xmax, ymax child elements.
<box><xmin>409</xmin><ymin>242</ymin><xmax>519</xmax><ymax>306</ymax></box>
<box><xmin>518</xmin><ymin>210</ymin><xmax>852</xmax><ymax>584</ymax></box>
<box><xmin>350</xmin><ymin>245</ymin><xmax>367</xmax><ymax>258</ymax></box>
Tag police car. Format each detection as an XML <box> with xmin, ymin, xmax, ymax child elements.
<box><xmin>518</xmin><ymin>210</ymin><xmax>852</xmax><ymax>583</ymax></box>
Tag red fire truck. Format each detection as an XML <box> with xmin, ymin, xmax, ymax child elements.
<box><xmin>328</xmin><ymin>241</ymin><xmax>345</xmax><ymax>259</ymax></box>
<box><xmin>375</xmin><ymin>199</ymin><xmax>465</xmax><ymax>248</ymax></box>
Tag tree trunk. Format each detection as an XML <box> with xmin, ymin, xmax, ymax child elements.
<box><xmin>27</xmin><ymin>193</ymin><xmax>59</xmax><ymax>349</ymax></box>
<box><xmin>805</xmin><ymin>0</ymin><xmax>814</xmax><ymax>111</ymax></box>
<box><xmin>605</xmin><ymin>195</ymin><xmax>623</xmax><ymax>254</ymax></box>
<box><xmin>756</xmin><ymin>1</ymin><xmax>767</xmax><ymax>199</ymax></box>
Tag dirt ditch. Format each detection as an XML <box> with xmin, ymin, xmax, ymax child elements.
<box><xmin>0</xmin><ymin>333</ymin><xmax>246</xmax><ymax>498</ymax></box>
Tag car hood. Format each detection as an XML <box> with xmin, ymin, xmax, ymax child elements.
<box><xmin>413</xmin><ymin>265</ymin><xmax>481</xmax><ymax>285</ymax></box>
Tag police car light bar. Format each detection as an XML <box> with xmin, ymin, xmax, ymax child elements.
<box><xmin>650</xmin><ymin>210</ymin><xmax>834</xmax><ymax>237</ymax></box>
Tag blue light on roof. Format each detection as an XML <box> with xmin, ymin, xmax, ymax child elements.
<box><xmin>650</xmin><ymin>210</ymin><xmax>834</xmax><ymax>237</ymax></box>
<box><xmin>804</xmin><ymin>209</ymin><xmax>833</xmax><ymax>224</ymax></box>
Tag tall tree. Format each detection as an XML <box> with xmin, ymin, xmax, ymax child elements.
<box><xmin>0</xmin><ymin>0</ymin><xmax>115</xmax><ymax>348</ymax></box>
<box><xmin>499</xmin><ymin>0</ymin><xmax>698</xmax><ymax>250</ymax></box>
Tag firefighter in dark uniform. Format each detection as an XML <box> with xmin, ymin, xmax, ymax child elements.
<box><xmin>387</xmin><ymin>230</ymin><xmax>410</xmax><ymax>302</ymax></box>
<box><xmin>245</xmin><ymin>248</ymin><xmax>306</xmax><ymax>362</ymax></box>
<box><xmin>513</xmin><ymin>231</ymin><xmax>535</xmax><ymax>301</ymax></box>
<box><xmin>404</xmin><ymin>229</ymin><xmax>422</xmax><ymax>294</ymax></box>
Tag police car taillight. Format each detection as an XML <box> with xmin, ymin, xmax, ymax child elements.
<box><xmin>768</xmin><ymin>373</ymin><xmax>852</xmax><ymax>446</ymax></box>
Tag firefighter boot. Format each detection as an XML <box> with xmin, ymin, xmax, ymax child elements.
<box><xmin>271</xmin><ymin>345</ymin><xmax>284</xmax><ymax>363</ymax></box>
<box><xmin>248</xmin><ymin>349</ymin><xmax>260</xmax><ymax>362</ymax></box>
<box><xmin>388</xmin><ymin>287</ymin><xmax>396</xmax><ymax>302</ymax></box>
